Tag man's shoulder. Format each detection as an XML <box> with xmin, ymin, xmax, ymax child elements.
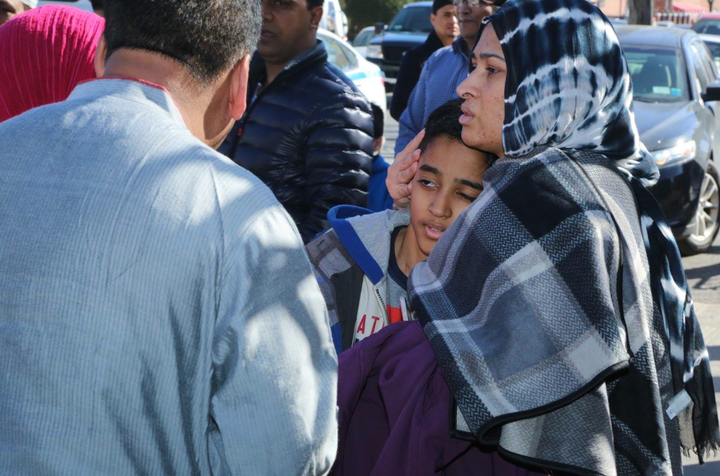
<box><xmin>426</xmin><ymin>45</ymin><xmax>457</xmax><ymax>65</ymax></box>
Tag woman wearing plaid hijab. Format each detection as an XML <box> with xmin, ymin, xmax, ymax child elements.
<box><xmin>387</xmin><ymin>0</ymin><xmax>720</xmax><ymax>474</ymax></box>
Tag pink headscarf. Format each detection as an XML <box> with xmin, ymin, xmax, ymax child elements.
<box><xmin>0</xmin><ymin>5</ymin><xmax>105</xmax><ymax>122</ymax></box>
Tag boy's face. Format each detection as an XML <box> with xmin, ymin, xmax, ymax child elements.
<box><xmin>409</xmin><ymin>137</ymin><xmax>488</xmax><ymax>256</ymax></box>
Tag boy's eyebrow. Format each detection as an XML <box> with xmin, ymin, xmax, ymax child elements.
<box><xmin>419</xmin><ymin>164</ymin><xmax>441</xmax><ymax>175</ymax></box>
<box><xmin>456</xmin><ymin>178</ymin><xmax>484</xmax><ymax>191</ymax></box>
<box><xmin>478</xmin><ymin>52</ymin><xmax>506</xmax><ymax>62</ymax></box>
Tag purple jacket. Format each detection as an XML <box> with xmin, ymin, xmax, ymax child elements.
<box><xmin>333</xmin><ymin>321</ymin><xmax>547</xmax><ymax>476</ymax></box>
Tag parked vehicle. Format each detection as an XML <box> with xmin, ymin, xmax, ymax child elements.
<box><xmin>318</xmin><ymin>29</ymin><xmax>387</xmax><ymax>113</ymax></box>
<box><xmin>692</xmin><ymin>13</ymin><xmax>720</xmax><ymax>35</ymax></box>
<box><xmin>366</xmin><ymin>1</ymin><xmax>433</xmax><ymax>92</ymax></box>
<box><xmin>353</xmin><ymin>26</ymin><xmax>382</xmax><ymax>58</ymax></box>
<box><xmin>37</xmin><ymin>0</ymin><xmax>93</xmax><ymax>11</ymax></box>
<box><xmin>617</xmin><ymin>26</ymin><xmax>720</xmax><ymax>254</ymax></box>
<box><xmin>320</xmin><ymin>0</ymin><xmax>348</xmax><ymax>40</ymax></box>
<box><xmin>700</xmin><ymin>34</ymin><xmax>720</xmax><ymax>69</ymax></box>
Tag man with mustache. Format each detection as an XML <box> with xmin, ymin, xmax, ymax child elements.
<box><xmin>394</xmin><ymin>0</ymin><xmax>494</xmax><ymax>156</ymax></box>
<box><xmin>219</xmin><ymin>0</ymin><xmax>374</xmax><ymax>244</ymax></box>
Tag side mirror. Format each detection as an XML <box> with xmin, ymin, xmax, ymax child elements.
<box><xmin>702</xmin><ymin>80</ymin><xmax>720</xmax><ymax>102</ymax></box>
<box><xmin>374</xmin><ymin>22</ymin><xmax>385</xmax><ymax>35</ymax></box>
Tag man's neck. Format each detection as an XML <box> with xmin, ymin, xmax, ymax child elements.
<box><xmin>264</xmin><ymin>62</ymin><xmax>286</xmax><ymax>88</ymax></box>
<box><xmin>394</xmin><ymin>226</ymin><xmax>428</xmax><ymax>277</ymax></box>
<box><xmin>103</xmin><ymin>49</ymin><xmax>211</xmax><ymax>141</ymax></box>
<box><xmin>262</xmin><ymin>40</ymin><xmax>318</xmax><ymax>88</ymax></box>
<box><xmin>440</xmin><ymin>35</ymin><xmax>454</xmax><ymax>47</ymax></box>
<box><xmin>462</xmin><ymin>35</ymin><xmax>476</xmax><ymax>52</ymax></box>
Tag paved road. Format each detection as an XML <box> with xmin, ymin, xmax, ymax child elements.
<box><xmin>683</xmin><ymin>235</ymin><xmax>720</xmax><ymax>475</ymax></box>
<box><xmin>383</xmin><ymin>110</ymin><xmax>720</xmax><ymax>474</ymax></box>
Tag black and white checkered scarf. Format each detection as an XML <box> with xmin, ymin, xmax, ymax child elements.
<box><xmin>408</xmin><ymin>0</ymin><xmax>719</xmax><ymax>474</ymax></box>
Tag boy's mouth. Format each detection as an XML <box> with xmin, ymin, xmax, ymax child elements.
<box><xmin>424</xmin><ymin>223</ymin><xmax>446</xmax><ymax>241</ymax></box>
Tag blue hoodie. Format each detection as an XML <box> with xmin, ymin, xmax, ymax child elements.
<box><xmin>306</xmin><ymin>205</ymin><xmax>411</xmax><ymax>354</ymax></box>
<box><xmin>367</xmin><ymin>155</ymin><xmax>394</xmax><ymax>213</ymax></box>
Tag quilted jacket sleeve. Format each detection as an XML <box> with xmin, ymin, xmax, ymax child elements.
<box><xmin>299</xmin><ymin>90</ymin><xmax>374</xmax><ymax>243</ymax></box>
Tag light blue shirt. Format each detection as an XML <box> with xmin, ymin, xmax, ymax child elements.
<box><xmin>0</xmin><ymin>79</ymin><xmax>338</xmax><ymax>475</ymax></box>
<box><xmin>395</xmin><ymin>37</ymin><xmax>472</xmax><ymax>155</ymax></box>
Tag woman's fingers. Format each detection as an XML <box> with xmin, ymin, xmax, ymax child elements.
<box><xmin>399</xmin><ymin>153</ymin><xmax>420</xmax><ymax>183</ymax></box>
<box><xmin>387</xmin><ymin>130</ymin><xmax>425</xmax><ymax>208</ymax></box>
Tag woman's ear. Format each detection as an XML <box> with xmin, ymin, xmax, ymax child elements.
<box><xmin>94</xmin><ymin>35</ymin><xmax>107</xmax><ymax>78</ymax></box>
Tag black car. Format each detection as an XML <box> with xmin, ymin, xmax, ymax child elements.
<box><xmin>366</xmin><ymin>1</ymin><xmax>432</xmax><ymax>92</ymax></box>
<box><xmin>617</xmin><ymin>26</ymin><xmax>720</xmax><ymax>255</ymax></box>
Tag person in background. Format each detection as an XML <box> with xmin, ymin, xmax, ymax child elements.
<box><xmin>219</xmin><ymin>0</ymin><xmax>374</xmax><ymax>244</ymax></box>
<box><xmin>389</xmin><ymin>0</ymin><xmax>458</xmax><ymax>121</ymax></box>
<box><xmin>91</xmin><ymin>0</ymin><xmax>104</xmax><ymax>16</ymax></box>
<box><xmin>394</xmin><ymin>0</ymin><xmax>494</xmax><ymax>155</ymax></box>
<box><xmin>307</xmin><ymin>99</ymin><xmax>492</xmax><ymax>354</ymax></box>
<box><xmin>0</xmin><ymin>6</ymin><xmax>104</xmax><ymax>123</ymax></box>
<box><xmin>367</xmin><ymin>104</ymin><xmax>394</xmax><ymax>213</ymax></box>
<box><xmin>0</xmin><ymin>0</ymin><xmax>338</xmax><ymax>473</ymax></box>
<box><xmin>0</xmin><ymin>0</ymin><xmax>34</xmax><ymax>26</ymax></box>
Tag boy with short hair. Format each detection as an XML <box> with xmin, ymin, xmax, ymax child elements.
<box><xmin>307</xmin><ymin>99</ymin><xmax>494</xmax><ymax>353</ymax></box>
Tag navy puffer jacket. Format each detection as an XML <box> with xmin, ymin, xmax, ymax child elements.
<box><xmin>219</xmin><ymin>42</ymin><xmax>374</xmax><ymax>243</ymax></box>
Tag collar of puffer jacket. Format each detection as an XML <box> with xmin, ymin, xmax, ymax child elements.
<box><xmin>249</xmin><ymin>40</ymin><xmax>329</xmax><ymax>88</ymax></box>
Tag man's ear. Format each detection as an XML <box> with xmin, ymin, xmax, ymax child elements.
<box><xmin>94</xmin><ymin>34</ymin><xmax>107</xmax><ymax>77</ymax></box>
<box><xmin>430</xmin><ymin>13</ymin><xmax>437</xmax><ymax>29</ymax></box>
<box><xmin>229</xmin><ymin>54</ymin><xmax>251</xmax><ymax>121</ymax></box>
<box><xmin>310</xmin><ymin>6</ymin><xmax>323</xmax><ymax>29</ymax></box>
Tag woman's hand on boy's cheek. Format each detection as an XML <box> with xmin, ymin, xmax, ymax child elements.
<box><xmin>388</xmin><ymin>130</ymin><xmax>425</xmax><ymax>209</ymax></box>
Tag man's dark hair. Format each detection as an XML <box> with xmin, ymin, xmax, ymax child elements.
<box><xmin>103</xmin><ymin>0</ymin><xmax>262</xmax><ymax>83</ymax></box>
<box><xmin>307</xmin><ymin>0</ymin><xmax>324</xmax><ymax>9</ymax></box>
<box><xmin>432</xmin><ymin>0</ymin><xmax>453</xmax><ymax>15</ymax></box>
<box><xmin>419</xmin><ymin>98</ymin><xmax>495</xmax><ymax>164</ymax></box>
<box><xmin>371</xmin><ymin>103</ymin><xmax>384</xmax><ymax>140</ymax></box>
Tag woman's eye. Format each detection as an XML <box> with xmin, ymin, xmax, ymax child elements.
<box><xmin>418</xmin><ymin>179</ymin><xmax>437</xmax><ymax>189</ymax></box>
<box><xmin>486</xmin><ymin>66</ymin><xmax>500</xmax><ymax>76</ymax></box>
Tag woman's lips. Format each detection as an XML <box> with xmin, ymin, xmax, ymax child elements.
<box><xmin>459</xmin><ymin>113</ymin><xmax>474</xmax><ymax>125</ymax></box>
<box><xmin>459</xmin><ymin>105</ymin><xmax>474</xmax><ymax>125</ymax></box>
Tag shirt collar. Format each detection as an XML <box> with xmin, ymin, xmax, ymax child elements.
<box><xmin>70</xmin><ymin>77</ymin><xmax>186</xmax><ymax>127</ymax></box>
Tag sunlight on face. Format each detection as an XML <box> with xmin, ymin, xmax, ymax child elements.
<box><xmin>409</xmin><ymin>137</ymin><xmax>489</xmax><ymax>257</ymax></box>
<box><xmin>456</xmin><ymin>24</ymin><xmax>506</xmax><ymax>157</ymax></box>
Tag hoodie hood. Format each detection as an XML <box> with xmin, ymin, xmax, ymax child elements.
<box><xmin>328</xmin><ymin>205</ymin><xmax>411</xmax><ymax>286</ymax></box>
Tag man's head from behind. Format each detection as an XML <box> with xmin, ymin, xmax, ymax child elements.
<box><xmin>258</xmin><ymin>0</ymin><xmax>323</xmax><ymax>67</ymax></box>
<box><xmin>409</xmin><ymin>99</ymin><xmax>493</xmax><ymax>257</ymax></box>
<box><xmin>103</xmin><ymin>0</ymin><xmax>262</xmax><ymax>147</ymax></box>
<box><xmin>431</xmin><ymin>0</ymin><xmax>458</xmax><ymax>44</ymax></box>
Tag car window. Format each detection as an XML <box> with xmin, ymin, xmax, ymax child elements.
<box><xmin>695</xmin><ymin>40</ymin><xmax>718</xmax><ymax>80</ymax></box>
<box><xmin>703</xmin><ymin>40</ymin><xmax>720</xmax><ymax>63</ymax></box>
<box><xmin>693</xmin><ymin>20</ymin><xmax>720</xmax><ymax>35</ymax></box>
<box><xmin>322</xmin><ymin>36</ymin><xmax>354</xmax><ymax>72</ymax></box>
<box><xmin>354</xmin><ymin>30</ymin><xmax>374</xmax><ymax>47</ymax></box>
<box><xmin>387</xmin><ymin>7</ymin><xmax>433</xmax><ymax>33</ymax></box>
<box><xmin>624</xmin><ymin>46</ymin><xmax>690</xmax><ymax>102</ymax></box>
<box><xmin>689</xmin><ymin>43</ymin><xmax>712</xmax><ymax>92</ymax></box>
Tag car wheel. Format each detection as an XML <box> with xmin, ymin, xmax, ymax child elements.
<box><xmin>678</xmin><ymin>160</ymin><xmax>720</xmax><ymax>256</ymax></box>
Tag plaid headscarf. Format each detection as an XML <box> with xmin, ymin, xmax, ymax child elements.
<box><xmin>409</xmin><ymin>0</ymin><xmax>719</xmax><ymax>474</ymax></box>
